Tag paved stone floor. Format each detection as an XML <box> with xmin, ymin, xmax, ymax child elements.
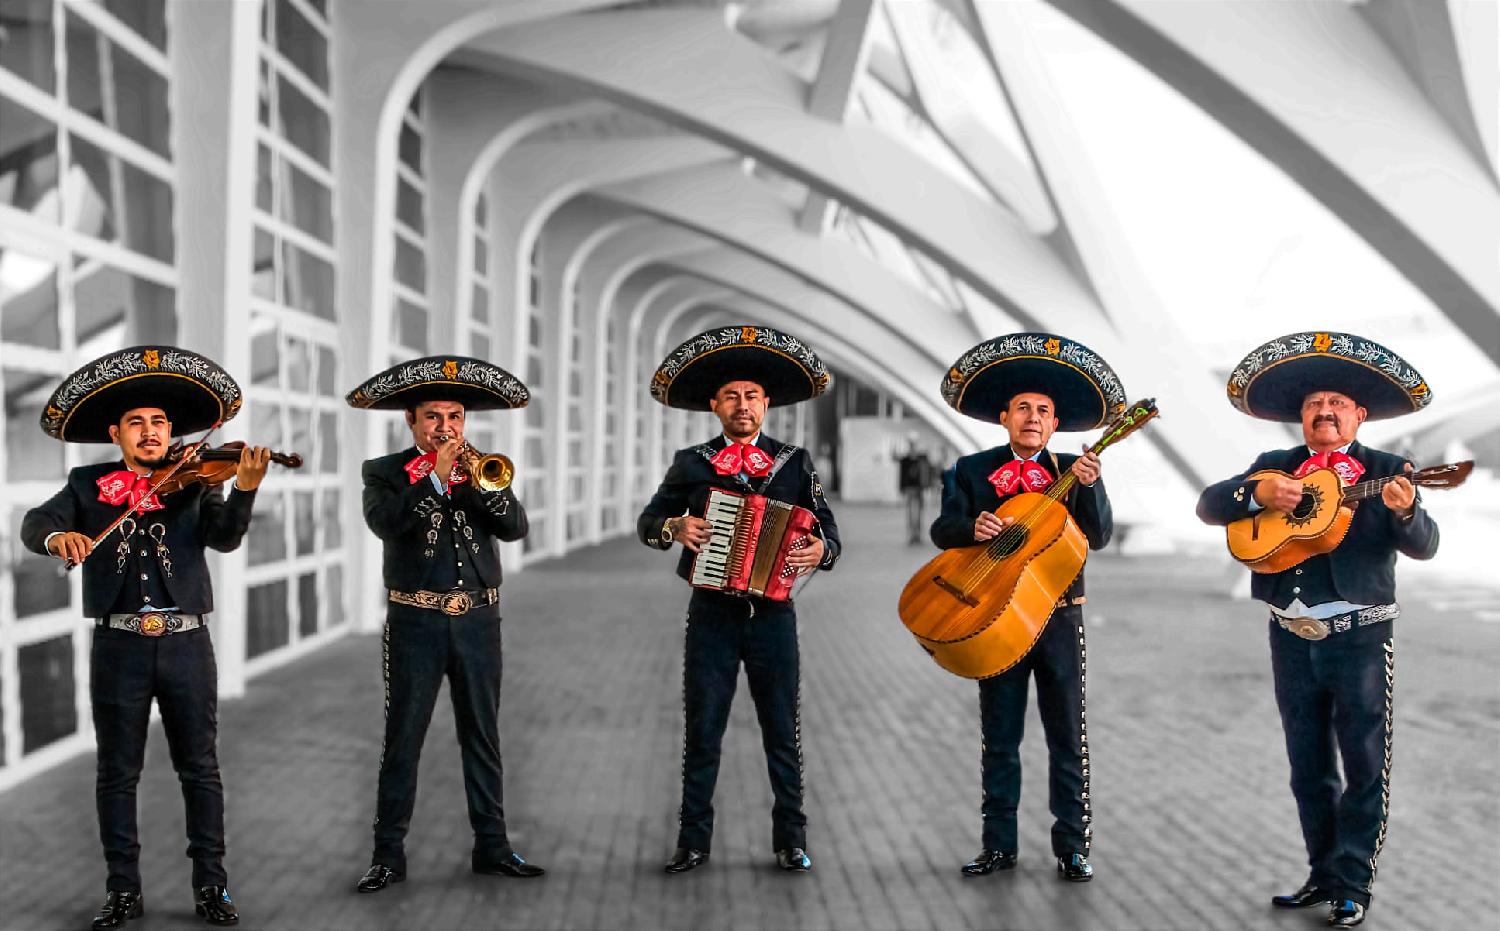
<box><xmin>2</xmin><ymin>503</ymin><xmax>1496</xmax><ymax>931</ymax></box>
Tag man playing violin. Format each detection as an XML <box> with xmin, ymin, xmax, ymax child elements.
<box><xmin>345</xmin><ymin>357</ymin><xmax>540</xmax><ymax>892</ymax></box>
<box><xmin>637</xmin><ymin>327</ymin><xmax>840</xmax><ymax>875</ymax></box>
<box><xmin>929</xmin><ymin>333</ymin><xmax>1120</xmax><ymax>883</ymax></box>
<box><xmin>21</xmin><ymin>347</ymin><xmax>266</xmax><ymax>928</ymax></box>
<box><xmin>1196</xmin><ymin>332</ymin><xmax>1440</xmax><ymax>928</ymax></box>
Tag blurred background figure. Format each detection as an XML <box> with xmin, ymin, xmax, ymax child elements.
<box><xmin>895</xmin><ymin>432</ymin><xmax>935</xmax><ymax>544</ymax></box>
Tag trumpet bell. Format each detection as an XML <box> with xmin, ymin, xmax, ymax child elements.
<box><xmin>473</xmin><ymin>453</ymin><xmax>514</xmax><ymax>491</ymax></box>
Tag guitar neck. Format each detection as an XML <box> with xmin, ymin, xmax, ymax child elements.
<box><xmin>1340</xmin><ymin>476</ymin><xmax>1394</xmax><ymax>503</ymax></box>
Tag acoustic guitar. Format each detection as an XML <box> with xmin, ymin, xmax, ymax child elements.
<box><xmin>1226</xmin><ymin>460</ymin><xmax>1472</xmax><ymax>573</ymax></box>
<box><xmin>898</xmin><ymin>399</ymin><xmax>1159</xmax><ymax>680</ymax></box>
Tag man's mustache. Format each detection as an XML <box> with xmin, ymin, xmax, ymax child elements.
<box><xmin>1313</xmin><ymin>415</ymin><xmax>1339</xmax><ymax>427</ymax></box>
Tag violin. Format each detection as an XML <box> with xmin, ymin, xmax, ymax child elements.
<box><xmin>152</xmin><ymin>440</ymin><xmax>303</xmax><ymax>494</ymax></box>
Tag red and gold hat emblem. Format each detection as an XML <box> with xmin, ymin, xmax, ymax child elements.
<box><xmin>442</xmin><ymin>359</ymin><xmax>458</xmax><ymax>379</ymax></box>
<box><xmin>1313</xmin><ymin>332</ymin><xmax>1332</xmax><ymax>353</ymax></box>
<box><xmin>740</xmin><ymin>326</ymin><xmax>758</xmax><ymax>343</ymax></box>
<box><xmin>1045</xmin><ymin>338</ymin><xmax>1061</xmax><ymax>356</ymax></box>
<box><xmin>143</xmin><ymin>349</ymin><xmax>160</xmax><ymax>369</ymax></box>
<box><xmin>1411</xmin><ymin>382</ymin><xmax>1428</xmax><ymax>397</ymax></box>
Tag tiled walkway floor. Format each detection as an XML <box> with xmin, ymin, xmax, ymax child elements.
<box><xmin>2</xmin><ymin>503</ymin><xmax>1495</xmax><ymax>930</ymax></box>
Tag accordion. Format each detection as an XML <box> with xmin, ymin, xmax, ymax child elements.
<box><xmin>690</xmin><ymin>489</ymin><xmax>817</xmax><ymax>602</ymax></box>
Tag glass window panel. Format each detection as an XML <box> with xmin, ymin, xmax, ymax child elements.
<box><xmin>249</xmin><ymin>315</ymin><xmax>279</xmax><ymax>385</ymax></box>
<box><xmin>524</xmin><ymin>355</ymin><xmax>542</xmax><ymax>388</ymax></box>
<box><xmin>246</xmin><ymin>579</ymin><xmax>289</xmax><ymax>658</ymax></box>
<box><xmin>474</xmin><ymin>193</ymin><xmax>486</xmax><ymax>228</ymax></box>
<box><xmin>105</xmin><ymin>0</ymin><xmax>167</xmax><ymax>51</ymax></box>
<box><xmin>471</xmin><ymin>283</ymin><xmax>488</xmax><ymax>324</ymax></box>
<box><xmin>5</xmin><ymin>368</ymin><xmax>65</xmax><ymax>481</ymax></box>
<box><xmin>65</xmin><ymin>11</ymin><xmax>170</xmax><ymax>159</ymax></box>
<box><xmin>528</xmin><ymin>320</ymin><xmax>542</xmax><ymax>348</ymax></box>
<box><xmin>471</xmin><ymin>331</ymin><xmax>490</xmax><ymax>361</ymax></box>
<box><xmin>569</xmin><ymin>369</ymin><xmax>581</xmax><ymax>396</ymax></box>
<box><xmin>281</xmin><ymin>156</ymin><xmax>332</xmax><ymax>243</ymax></box>
<box><xmin>255</xmin><ymin>145</ymin><xmax>273</xmax><ymax>214</ymax></box>
<box><xmin>297</xmin><ymin>570</ymin><xmax>317</xmax><ymax>636</ymax></box>
<box><xmin>568</xmin><ymin>473</ymin><xmax>585</xmax><ymax>499</ymax></box>
<box><xmin>250</xmin><ymin>400</ymin><xmax>284</xmax><ymax>450</ymax></box>
<box><xmin>289</xmin><ymin>407</ymin><xmax>312</xmax><ymax>469</ymax></box>
<box><xmin>473</xmin><ymin>234</ymin><xmax>487</xmax><ymax>276</ymax></box>
<box><xmin>10</xmin><ymin>505</ymin><xmax>70</xmax><ymax>618</ymax></box>
<box><xmin>274</xmin><ymin>0</ymin><xmax>328</xmax><ymax>90</ymax></box>
<box><xmin>396</xmin><ymin>178</ymin><xmax>424</xmax><ymax>234</ymax></box>
<box><xmin>565</xmin><ymin>512</ymin><xmax>582</xmax><ymax>541</ymax></box>
<box><xmin>0</xmin><ymin>99</ymin><xmax>60</xmax><ymax>218</ymax></box>
<box><xmin>306</xmin><ymin>0</ymin><xmax>329</xmax><ymax>19</ymax></box>
<box><xmin>317</xmin><ymin>345</ymin><xmax>336</xmax><ymax>396</ymax></box>
<box><xmin>324</xmin><ymin>562</ymin><xmax>343</xmax><ymax>628</ymax></box>
<box><xmin>524</xmin><ymin>396</ymin><xmax>544</xmax><ymax>427</ymax></box>
<box><xmin>524</xmin><ymin>435</ymin><xmax>544</xmax><ymax>466</ymax></box>
<box><xmin>405</xmin><ymin>88</ymin><xmax>421</xmax><ymax>119</ymax></box>
<box><xmin>320</xmin><ymin>488</ymin><xmax>340</xmax><ymax>549</ymax></box>
<box><xmin>251</xmin><ymin>227</ymin><xmax>276</xmax><ymax>300</ymax></box>
<box><xmin>71</xmin><ymin>260</ymin><xmax>170</xmax><ymax>344</ymax></box>
<box><xmin>395</xmin><ymin>298</ymin><xmax>426</xmax><ymax>351</ymax></box>
<box><xmin>293</xmin><ymin>490</ymin><xmax>315</xmax><ymax>556</ymax></box>
<box><xmin>0</xmin><ymin>243</ymin><xmax>61</xmax><ymax>349</ymax></box>
<box><xmin>567</xmin><ymin>436</ymin><xmax>583</xmax><ymax>462</ymax></box>
<box><xmin>280</xmin><ymin>239</ymin><xmax>335</xmax><ymax>320</ymax></box>
<box><xmin>0</xmin><ymin>0</ymin><xmax>56</xmax><ymax>92</ymax></box>
<box><xmin>247</xmin><ymin>486</ymin><xmax>286</xmax><ymax>566</ymax></box>
<box><xmin>399</xmin><ymin>121</ymin><xmax>422</xmax><ymax>174</ymax></box>
<box><xmin>19</xmin><ymin>634</ymin><xmax>76</xmax><ymax>753</ymax></box>
<box><xmin>257</xmin><ymin>59</ymin><xmax>271</xmax><ymax>126</ymax></box>
<box><xmin>67</xmin><ymin>134</ymin><xmax>175</xmax><ymax>263</ymax></box>
<box><xmin>276</xmin><ymin>73</ymin><xmax>330</xmax><ymax>166</ymax></box>
<box><xmin>318</xmin><ymin>410</ymin><xmax>338</xmax><ymax>473</ymax></box>
<box><xmin>285</xmin><ymin>334</ymin><xmax>311</xmax><ymax>392</ymax></box>
<box><xmin>567</xmin><ymin>408</ymin><xmax>582</xmax><ymax>433</ymax></box>
<box><xmin>393</xmin><ymin>236</ymin><xmax>425</xmax><ymax>293</ymax></box>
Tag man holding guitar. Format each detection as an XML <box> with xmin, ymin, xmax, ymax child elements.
<box><xmin>1197</xmin><ymin>332</ymin><xmax>1441</xmax><ymax>928</ymax></box>
<box><xmin>927</xmin><ymin>333</ymin><xmax>1121</xmax><ymax>883</ymax></box>
<box><xmin>637</xmin><ymin>326</ymin><xmax>840</xmax><ymax>875</ymax></box>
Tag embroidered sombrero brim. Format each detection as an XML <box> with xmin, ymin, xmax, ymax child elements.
<box><xmin>941</xmin><ymin>332</ymin><xmax>1126</xmax><ymax>432</ymax></box>
<box><xmin>1227</xmin><ymin>332</ymin><xmax>1431</xmax><ymax>422</ymax></box>
<box><xmin>346</xmin><ymin>355</ymin><xmax>529</xmax><ymax>412</ymax></box>
<box><xmin>651</xmin><ymin>325</ymin><xmax>831</xmax><ymax>410</ymax></box>
<box><xmin>41</xmin><ymin>346</ymin><xmax>243</xmax><ymax>443</ymax></box>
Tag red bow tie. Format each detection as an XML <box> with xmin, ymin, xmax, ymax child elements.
<box><xmin>404</xmin><ymin>450</ymin><xmax>468</xmax><ymax>486</ymax></box>
<box><xmin>988</xmin><ymin>458</ymin><xmax>1053</xmax><ymax>497</ymax></box>
<box><xmin>710</xmin><ymin>442</ymin><xmax>774</xmax><ymax>477</ymax></box>
<box><xmin>1294</xmin><ymin>450</ymin><xmax>1365</xmax><ymax>486</ymax></box>
<box><xmin>96</xmin><ymin>471</ymin><xmax>164</xmax><ymax>513</ymax></box>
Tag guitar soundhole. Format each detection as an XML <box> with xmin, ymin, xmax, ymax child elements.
<box><xmin>990</xmin><ymin>529</ymin><xmax>1027</xmax><ymax>559</ymax></box>
<box><xmin>1287</xmin><ymin>486</ymin><xmax>1324</xmax><ymax>527</ymax></box>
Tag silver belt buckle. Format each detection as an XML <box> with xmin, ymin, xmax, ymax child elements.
<box><xmin>1280</xmin><ymin>616</ymin><xmax>1330</xmax><ymax>641</ymax></box>
<box><xmin>439</xmin><ymin>591</ymin><xmax>473</xmax><ymax>616</ymax></box>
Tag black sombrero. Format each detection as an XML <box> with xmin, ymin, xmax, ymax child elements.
<box><xmin>650</xmin><ymin>325</ymin><xmax>831</xmax><ymax>410</ymax></box>
<box><xmin>41</xmin><ymin>346</ymin><xmax>243</xmax><ymax>443</ymax></box>
<box><xmin>941</xmin><ymin>332</ymin><xmax>1125</xmax><ymax>432</ymax></box>
<box><xmin>346</xmin><ymin>355</ymin><xmax>529</xmax><ymax>412</ymax></box>
<box><xmin>1226</xmin><ymin>331</ymin><xmax>1431</xmax><ymax>422</ymax></box>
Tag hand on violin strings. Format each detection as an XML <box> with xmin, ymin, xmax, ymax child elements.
<box><xmin>236</xmin><ymin>445</ymin><xmax>273</xmax><ymax>491</ymax></box>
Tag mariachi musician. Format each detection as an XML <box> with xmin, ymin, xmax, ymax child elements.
<box><xmin>345</xmin><ymin>356</ymin><xmax>541</xmax><ymax>892</ymax></box>
<box><xmin>1196</xmin><ymin>332</ymin><xmax>1440</xmax><ymax>928</ymax></box>
<box><xmin>928</xmin><ymin>333</ymin><xmax>1119</xmax><ymax>882</ymax></box>
<box><xmin>637</xmin><ymin>326</ymin><xmax>841</xmax><ymax>874</ymax></box>
<box><xmin>22</xmin><ymin>346</ymin><xmax>270</xmax><ymax>929</ymax></box>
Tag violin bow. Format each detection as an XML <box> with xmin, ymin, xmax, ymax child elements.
<box><xmin>66</xmin><ymin>420</ymin><xmax>223</xmax><ymax>571</ymax></box>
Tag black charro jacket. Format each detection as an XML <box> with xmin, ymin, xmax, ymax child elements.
<box><xmin>637</xmin><ymin>434</ymin><xmax>841</xmax><ymax>584</ymax></box>
<box><xmin>929</xmin><ymin>445</ymin><xmax>1113</xmax><ymax>602</ymax></box>
<box><xmin>1196</xmin><ymin>441</ymin><xmax>1439</xmax><ymax>607</ymax></box>
<box><xmin>362</xmin><ymin>448</ymin><xmax>528</xmax><ymax>592</ymax></box>
<box><xmin>21</xmin><ymin>461</ymin><xmax>257</xmax><ymax>617</ymax></box>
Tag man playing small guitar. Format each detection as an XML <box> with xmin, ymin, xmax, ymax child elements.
<box><xmin>1196</xmin><ymin>332</ymin><xmax>1441</xmax><ymax>928</ymax></box>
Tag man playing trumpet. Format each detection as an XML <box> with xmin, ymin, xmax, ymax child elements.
<box><xmin>345</xmin><ymin>356</ymin><xmax>540</xmax><ymax>892</ymax></box>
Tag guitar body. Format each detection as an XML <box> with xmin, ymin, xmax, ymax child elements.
<box><xmin>1226</xmin><ymin>468</ymin><xmax>1354</xmax><ymax>573</ymax></box>
<box><xmin>898</xmin><ymin>492</ymin><xmax>1088</xmax><ymax>679</ymax></box>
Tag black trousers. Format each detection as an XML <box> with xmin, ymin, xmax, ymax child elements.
<box><xmin>90</xmin><ymin>625</ymin><xmax>226</xmax><ymax>892</ymax></box>
<box><xmin>372</xmin><ymin>603</ymin><xmax>508</xmax><ymax>871</ymax></box>
<box><xmin>1269</xmin><ymin>619</ymin><xmax>1394</xmax><ymax>908</ymax></box>
<box><xmin>677</xmin><ymin>588</ymin><xmax>805</xmax><ymax>853</ymax></box>
<box><xmin>977</xmin><ymin>605</ymin><xmax>1090</xmax><ymax>857</ymax></box>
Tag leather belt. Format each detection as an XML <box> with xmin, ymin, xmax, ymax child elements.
<box><xmin>1274</xmin><ymin>604</ymin><xmax>1399</xmax><ymax>642</ymax></box>
<box><xmin>102</xmin><ymin>612</ymin><xmax>203</xmax><ymax>637</ymax></box>
<box><xmin>388</xmin><ymin>587</ymin><xmax>499</xmax><ymax>617</ymax></box>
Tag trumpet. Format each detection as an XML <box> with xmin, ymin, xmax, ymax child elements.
<box><xmin>438</xmin><ymin>435</ymin><xmax>515</xmax><ymax>491</ymax></box>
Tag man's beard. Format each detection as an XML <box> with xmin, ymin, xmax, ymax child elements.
<box><xmin>135</xmin><ymin>451</ymin><xmax>170</xmax><ymax>469</ymax></box>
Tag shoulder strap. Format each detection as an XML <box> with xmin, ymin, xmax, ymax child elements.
<box><xmin>761</xmin><ymin>444</ymin><xmax>800</xmax><ymax>486</ymax></box>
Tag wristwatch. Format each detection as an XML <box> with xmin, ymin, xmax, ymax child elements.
<box><xmin>660</xmin><ymin>516</ymin><xmax>679</xmax><ymax>546</ymax></box>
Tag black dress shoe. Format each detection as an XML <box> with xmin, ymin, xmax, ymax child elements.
<box><xmin>473</xmin><ymin>851</ymin><xmax>545</xmax><ymax>878</ymax></box>
<box><xmin>1328</xmin><ymin>900</ymin><xmax>1366</xmax><ymax>927</ymax></box>
<box><xmin>193</xmin><ymin>886</ymin><xmax>239</xmax><ymax>926</ymax></box>
<box><xmin>664</xmin><ymin>847</ymin><xmax>710</xmax><ymax>873</ymax></box>
<box><xmin>961</xmin><ymin>850</ymin><xmax>1018</xmax><ymax>876</ymax></box>
<box><xmin>1056</xmin><ymin>853</ymin><xmax>1093</xmax><ymax>882</ymax></box>
<box><xmin>355</xmin><ymin>864</ymin><xmax>405</xmax><ymax>894</ymax></box>
<box><xmin>1271</xmin><ymin>881</ymin><xmax>1331</xmax><ymax>908</ymax></box>
<box><xmin>92</xmin><ymin>891</ymin><xmax>143</xmax><ymax>930</ymax></box>
<box><xmin>776</xmin><ymin>847</ymin><xmax>812</xmax><ymax>872</ymax></box>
